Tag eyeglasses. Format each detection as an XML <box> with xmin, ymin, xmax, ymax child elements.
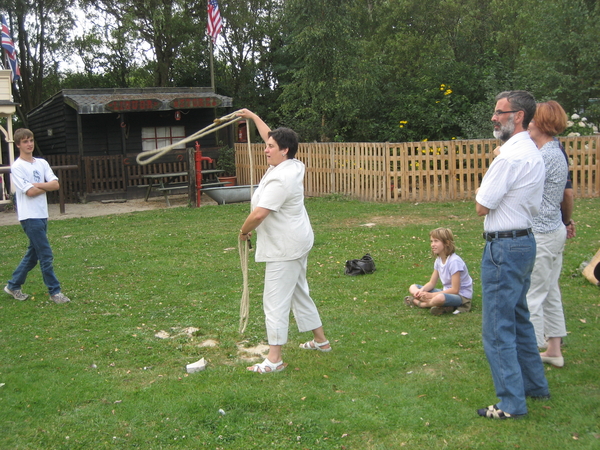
<box><xmin>493</xmin><ymin>110</ymin><xmax>519</xmax><ymax>117</ymax></box>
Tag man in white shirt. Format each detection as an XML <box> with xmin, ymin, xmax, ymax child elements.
<box><xmin>4</xmin><ymin>128</ymin><xmax>70</xmax><ymax>304</ymax></box>
<box><xmin>475</xmin><ymin>91</ymin><xmax>549</xmax><ymax>419</ymax></box>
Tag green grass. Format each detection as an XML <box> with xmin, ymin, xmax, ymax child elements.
<box><xmin>1</xmin><ymin>197</ymin><xmax>599</xmax><ymax>449</ymax></box>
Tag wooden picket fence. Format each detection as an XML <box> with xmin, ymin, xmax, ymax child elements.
<box><xmin>22</xmin><ymin>136</ymin><xmax>597</xmax><ymax>204</ymax></box>
<box><xmin>235</xmin><ymin>136</ymin><xmax>600</xmax><ymax>202</ymax></box>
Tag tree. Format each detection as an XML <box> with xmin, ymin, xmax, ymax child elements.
<box><xmin>277</xmin><ymin>0</ymin><xmax>383</xmax><ymax>142</ymax></box>
<box><xmin>1</xmin><ymin>0</ymin><xmax>76</xmax><ymax>123</ymax></box>
<box><xmin>83</xmin><ymin>0</ymin><xmax>202</xmax><ymax>86</ymax></box>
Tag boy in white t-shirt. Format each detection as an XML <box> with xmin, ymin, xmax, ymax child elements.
<box><xmin>4</xmin><ymin>128</ymin><xmax>70</xmax><ymax>304</ymax></box>
<box><xmin>405</xmin><ymin>227</ymin><xmax>472</xmax><ymax>315</ymax></box>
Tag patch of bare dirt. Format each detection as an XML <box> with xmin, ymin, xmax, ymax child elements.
<box><xmin>0</xmin><ymin>194</ymin><xmax>218</xmax><ymax>227</ymax></box>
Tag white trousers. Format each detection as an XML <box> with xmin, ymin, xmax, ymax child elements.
<box><xmin>263</xmin><ymin>255</ymin><xmax>322</xmax><ymax>345</ymax></box>
<box><xmin>527</xmin><ymin>227</ymin><xmax>568</xmax><ymax>347</ymax></box>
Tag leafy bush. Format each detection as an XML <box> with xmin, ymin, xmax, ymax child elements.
<box><xmin>562</xmin><ymin>113</ymin><xmax>598</xmax><ymax>136</ymax></box>
<box><xmin>216</xmin><ymin>146</ymin><xmax>237</xmax><ymax>176</ymax></box>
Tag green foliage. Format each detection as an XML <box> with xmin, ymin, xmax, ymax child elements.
<box><xmin>7</xmin><ymin>0</ymin><xmax>600</xmax><ymax>142</ymax></box>
<box><xmin>0</xmin><ymin>198</ymin><xmax>599</xmax><ymax>448</ymax></box>
<box><xmin>561</xmin><ymin>113</ymin><xmax>598</xmax><ymax>136</ymax></box>
<box><xmin>215</xmin><ymin>145</ymin><xmax>237</xmax><ymax>176</ymax></box>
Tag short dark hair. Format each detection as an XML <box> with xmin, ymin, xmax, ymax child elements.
<box><xmin>13</xmin><ymin>128</ymin><xmax>34</xmax><ymax>146</ymax></box>
<box><xmin>268</xmin><ymin>127</ymin><xmax>299</xmax><ymax>159</ymax></box>
<box><xmin>534</xmin><ymin>101</ymin><xmax>568</xmax><ymax>136</ymax></box>
<box><xmin>496</xmin><ymin>90</ymin><xmax>536</xmax><ymax>128</ymax></box>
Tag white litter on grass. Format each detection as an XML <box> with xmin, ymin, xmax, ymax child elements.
<box><xmin>360</xmin><ymin>223</ymin><xmax>377</xmax><ymax>228</ymax></box>
<box><xmin>199</xmin><ymin>339</ymin><xmax>218</xmax><ymax>347</ymax></box>
<box><xmin>453</xmin><ymin>310</ymin><xmax>461</xmax><ymax>315</ymax></box>
<box><xmin>186</xmin><ymin>358</ymin><xmax>207</xmax><ymax>374</ymax></box>
<box><xmin>218</xmin><ymin>409</ymin><xmax>226</xmax><ymax>415</ymax></box>
<box><xmin>155</xmin><ymin>330</ymin><xmax>171</xmax><ymax>339</ymax></box>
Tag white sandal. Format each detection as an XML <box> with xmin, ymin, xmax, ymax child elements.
<box><xmin>299</xmin><ymin>339</ymin><xmax>332</xmax><ymax>352</ymax></box>
<box><xmin>247</xmin><ymin>358</ymin><xmax>285</xmax><ymax>374</ymax></box>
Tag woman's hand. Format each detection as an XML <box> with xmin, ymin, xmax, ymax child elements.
<box><xmin>566</xmin><ymin>221</ymin><xmax>576</xmax><ymax>239</ymax></box>
<box><xmin>235</xmin><ymin>108</ymin><xmax>255</xmax><ymax>120</ymax></box>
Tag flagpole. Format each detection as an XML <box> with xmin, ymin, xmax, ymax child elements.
<box><xmin>209</xmin><ymin>40</ymin><xmax>215</xmax><ymax>93</ymax></box>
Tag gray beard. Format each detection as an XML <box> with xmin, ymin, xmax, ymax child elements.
<box><xmin>493</xmin><ymin>119</ymin><xmax>515</xmax><ymax>142</ymax></box>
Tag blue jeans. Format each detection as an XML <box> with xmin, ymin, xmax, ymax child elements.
<box><xmin>481</xmin><ymin>233</ymin><xmax>549</xmax><ymax>415</ymax></box>
<box><xmin>8</xmin><ymin>219</ymin><xmax>61</xmax><ymax>295</ymax></box>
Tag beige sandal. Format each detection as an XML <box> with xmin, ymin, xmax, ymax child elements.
<box><xmin>299</xmin><ymin>339</ymin><xmax>332</xmax><ymax>352</ymax></box>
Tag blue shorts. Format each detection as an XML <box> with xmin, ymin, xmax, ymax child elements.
<box><xmin>415</xmin><ymin>285</ymin><xmax>463</xmax><ymax>307</ymax></box>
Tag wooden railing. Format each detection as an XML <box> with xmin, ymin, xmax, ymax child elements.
<box><xmin>44</xmin><ymin>151</ymin><xmax>198</xmax><ymax>202</ymax></box>
<box><xmin>235</xmin><ymin>136</ymin><xmax>600</xmax><ymax>202</ymax></box>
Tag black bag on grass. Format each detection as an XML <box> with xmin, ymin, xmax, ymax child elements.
<box><xmin>344</xmin><ymin>253</ymin><xmax>376</xmax><ymax>276</ymax></box>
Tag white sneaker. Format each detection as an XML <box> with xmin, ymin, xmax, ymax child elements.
<box><xmin>50</xmin><ymin>292</ymin><xmax>70</xmax><ymax>304</ymax></box>
<box><xmin>4</xmin><ymin>285</ymin><xmax>29</xmax><ymax>301</ymax></box>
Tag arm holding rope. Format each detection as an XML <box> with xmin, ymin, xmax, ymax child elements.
<box><xmin>236</xmin><ymin>109</ymin><xmax>271</xmax><ymax>142</ymax></box>
<box><xmin>239</xmin><ymin>206</ymin><xmax>271</xmax><ymax>241</ymax></box>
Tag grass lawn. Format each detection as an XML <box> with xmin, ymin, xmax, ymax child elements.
<box><xmin>1</xmin><ymin>196</ymin><xmax>599</xmax><ymax>449</ymax></box>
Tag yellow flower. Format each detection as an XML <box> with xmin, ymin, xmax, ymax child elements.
<box><xmin>444</xmin><ymin>89</ymin><xmax>452</xmax><ymax>95</ymax></box>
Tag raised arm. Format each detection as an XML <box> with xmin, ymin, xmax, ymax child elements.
<box><xmin>236</xmin><ymin>109</ymin><xmax>271</xmax><ymax>143</ymax></box>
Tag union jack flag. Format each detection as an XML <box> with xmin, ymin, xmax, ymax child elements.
<box><xmin>207</xmin><ymin>0</ymin><xmax>222</xmax><ymax>44</ymax></box>
<box><xmin>1</xmin><ymin>15</ymin><xmax>20</xmax><ymax>83</ymax></box>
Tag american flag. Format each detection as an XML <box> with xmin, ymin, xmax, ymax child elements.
<box><xmin>1</xmin><ymin>15</ymin><xmax>20</xmax><ymax>83</ymax></box>
<box><xmin>207</xmin><ymin>0</ymin><xmax>222</xmax><ymax>44</ymax></box>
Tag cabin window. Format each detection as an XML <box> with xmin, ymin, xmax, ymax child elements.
<box><xmin>142</xmin><ymin>126</ymin><xmax>186</xmax><ymax>151</ymax></box>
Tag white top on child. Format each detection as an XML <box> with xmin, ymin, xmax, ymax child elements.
<box><xmin>434</xmin><ymin>253</ymin><xmax>473</xmax><ymax>299</ymax></box>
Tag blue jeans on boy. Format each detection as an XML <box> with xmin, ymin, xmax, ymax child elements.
<box><xmin>481</xmin><ymin>233</ymin><xmax>549</xmax><ymax>415</ymax></box>
<box><xmin>8</xmin><ymin>219</ymin><xmax>61</xmax><ymax>295</ymax></box>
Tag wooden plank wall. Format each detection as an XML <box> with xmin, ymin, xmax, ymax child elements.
<box><xmin>236</xmin><ymin>136</ymin><xmax>600</xmax><ymax>202</ymax></box>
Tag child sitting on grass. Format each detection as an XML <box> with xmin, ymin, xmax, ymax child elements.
<box><xmin>405</xmin><ymin>227</ymin><xmax>472</xmax><ymax>315</ymax></box>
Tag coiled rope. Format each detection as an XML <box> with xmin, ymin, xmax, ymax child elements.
<box><xmin>135</xmin><ymin>110</ymin><xmax>254</xmax><ymax>333</ymax></box>
<box><xmin>136</xmin><ymin>110</ymin><xmax>243</xmax><ymax>165</ymax></box>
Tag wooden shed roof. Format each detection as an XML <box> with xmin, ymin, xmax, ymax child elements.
<box><xmin>29</xmin><ymin>87</ymin><xmax>233</xmax><ymax>116</ymax></box>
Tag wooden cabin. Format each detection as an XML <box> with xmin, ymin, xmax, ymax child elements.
<box><xmin>26</xmin><ymin>87</ymin><xmax>234</xmax><ymax>202</ymax></box>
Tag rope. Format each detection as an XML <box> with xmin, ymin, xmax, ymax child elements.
<box><xmin>135</xmin><ymin>110</ymin><xmax>243</xmax><ymax>165</ymax></box>
<box><xmin>134</xmin><ymin>109</ymin><xmax>255</xmax><ymax>333</ymax></box>
<box><xmin>238</xmin><ymin>119</ymin><xmax>255</xmax><ymax>333</ymax></box>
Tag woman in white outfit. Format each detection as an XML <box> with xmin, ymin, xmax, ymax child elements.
<box><xmin>236</xmin><ymin>109</ymin><xmax>331</xmax><ymax>374</ymax></box>
<box><xmin>526</xmin><ymin>100</ymin><xmax>570</xmax><ymax>368</ymax></box>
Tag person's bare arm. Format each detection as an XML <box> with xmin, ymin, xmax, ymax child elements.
<box><xmin>476</xmin><ymin>201</ymin><xmax>489</xmax><ymax>216</ymax></box>
<box><xmin>239</xmin><ymin>207</ymin><xmax>271</xmax><ymax>241</ymax></box>
<box><xmin>561</xmin><ymin>188</ymin><xmax>576</xmax><ymax>238</ymax></box>
<box><xmin>236</xmin><ymin>109</ymin><xmax>271</xmax><ymax>143</ymax></box>
<box><xmin>27</xmin><ymin>180</ymin><xmax>59</xmax><ymax>197</ymax></box>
